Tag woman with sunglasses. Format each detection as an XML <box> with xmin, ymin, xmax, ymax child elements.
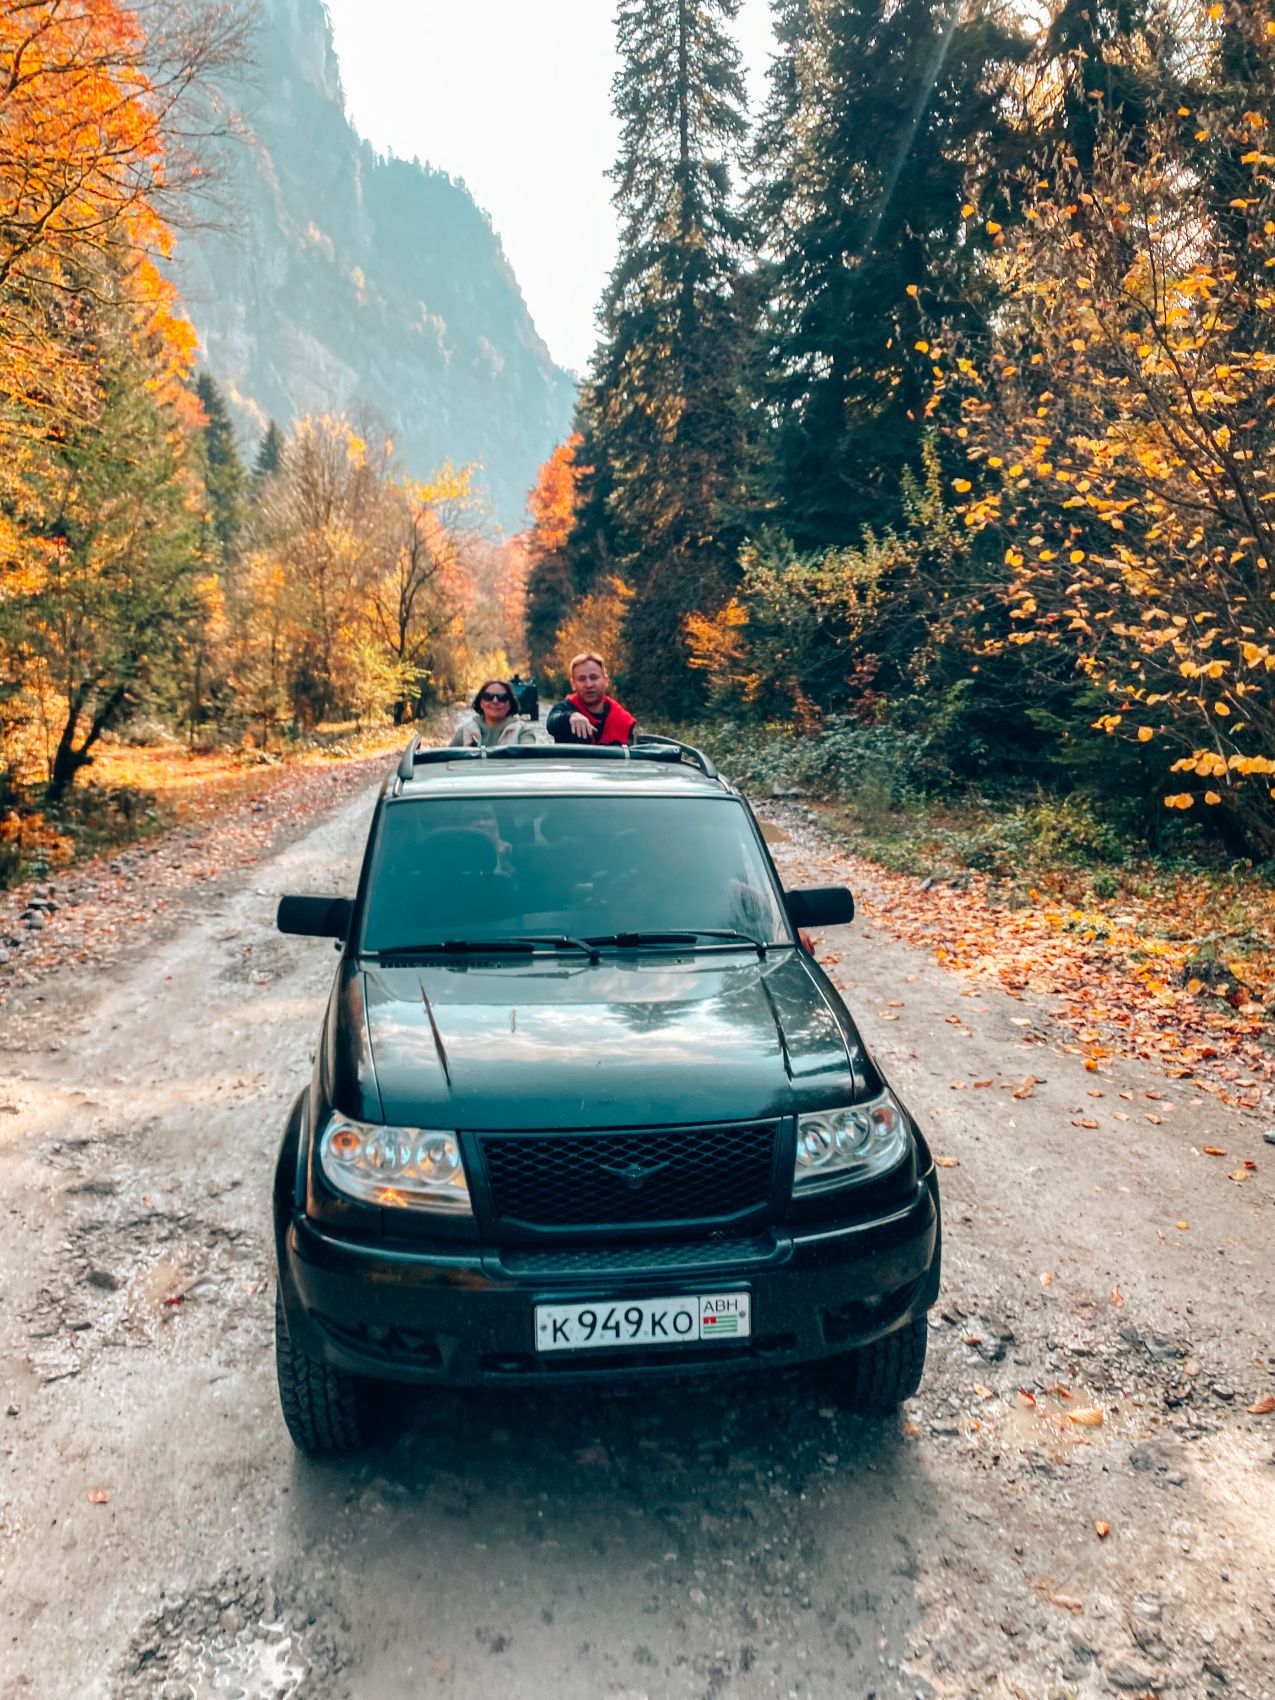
<box><xmin>448</xmin><ymin>678</ymin><xmax>538</xmax><ymax>748</ymax></box>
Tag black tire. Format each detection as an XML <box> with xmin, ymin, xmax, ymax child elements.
<box><xmin>274</xmin><ymin>1288</ymin><xmax>369</xmax><ymax>1456</ymax></box>
<box><xmin>822</xmin><ymin>1315</ymin><xmax>929</xmax><ymax>1413</ymax></box>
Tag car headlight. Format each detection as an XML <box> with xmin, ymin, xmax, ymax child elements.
<box><xmin>319</xmin><ymin>1114</ymin><xmax>472</xmax><ymax>1214</ymax></box>
<box><xmin>793</xmin><ymin>1092</ymin><xmax>910</xmax><ymax>1189</ymax></box>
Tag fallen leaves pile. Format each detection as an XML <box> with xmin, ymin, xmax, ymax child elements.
<box><xmin>0</xmin><ymin>749</ymin><xmax>400</xmax><ymax>1002</ymax></box>
<box><xmin>760</xmin><ymin>804</ymin><xmax>1274</xmax><ymax>1113</ymax></box>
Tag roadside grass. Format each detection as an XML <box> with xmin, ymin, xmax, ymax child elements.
<box><xmin>0</xmin><ymin>721</ymin><xmax>420</xmax><ymax>890</ymax></box>
<box><xmin>666</xmin><ymin>717</ymin><xmax>1275</xmax><ymax>1023</ymax></box>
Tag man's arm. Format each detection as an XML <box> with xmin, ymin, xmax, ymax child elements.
<box><xmin>546</xmin><ymin>700</ymin><xmax>584</xmax><ymax>743</ymax></box>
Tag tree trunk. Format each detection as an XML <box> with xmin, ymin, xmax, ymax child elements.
<box><xmin>46</xmin><ymin>684</ymin><xmax>127</xmax><ymax>806</ymax></box>
<box><xmin>47</xmin><ymin>729</ymin><xmax>93</xmax><ymax>806</ymax></box>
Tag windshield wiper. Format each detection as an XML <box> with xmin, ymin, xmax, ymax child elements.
<box><xmin>587</xmin><ymin>929</ymin><xmax>770</xmax><ymax>958</ymax></box>
<box><xmin>377</xmin><ymin>935</ymin><xmax>600</xmax><ymax>962</ymax></box>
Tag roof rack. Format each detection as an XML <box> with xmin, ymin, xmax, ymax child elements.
<box><xmin>632</xmin><ymin>734</ymin><xmax>719</xmax><ymax>778</ymax></box>
<box><xmin>395</xmin><ymin>734</ymin><xmax>718</xmax><ymax>782</ymax></box>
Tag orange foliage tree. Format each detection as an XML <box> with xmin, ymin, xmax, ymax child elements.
<box><xmin>0</xmin><ymin>0</ymin><xmax>244</xmax><ymax>431</ymax></box>
<box><xmin>0</xmin><ymin>1</ymin><xmax>246</xmax><ymax>798</ymax></box>
<box><xmin>523</xmin><ymin>434</ymin><xmax>585</xmax><ymax>680</ymax></box>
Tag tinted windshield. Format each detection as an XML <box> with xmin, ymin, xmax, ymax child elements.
<box><xmin>360</xmin><ymin>794</ymin><xmax>791</xmax><ymax>952</ymax></box>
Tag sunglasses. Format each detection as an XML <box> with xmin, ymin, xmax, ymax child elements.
<box><xmin>480</xmin><ymin>691</ymin><xmax>511</xmax><ymax>704</ymax></box>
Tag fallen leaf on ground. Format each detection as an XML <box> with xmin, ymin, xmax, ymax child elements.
<box><xmin>974</xmin><ymin>1384</ymin><xmax>995</xmax><ymax>1399</ymax></box>
<box><xmin>1068</xmin><ymin>1409</ymin><xmax>1104</xmax><ymax>1426</ymax></box>
<box><xmin>88</xmin><ymin>1490</ymin><xmax>109</xmax><ymax>1505</ymax></box>
<box><xmin>934</xmin><ymin>1154</ymin><xmax>960</xmax><ymax>1168</ymax></box>
<box><xmin>1247</xmin><ymin>1393</ymin><xmax>1275</xmax><ymax>1415</ymax></box>
<box><xmin>1227</xmin><ymin>1168</ymin><xmax>1250</xmax><ymax>1183</ymax></box>
<box><xmin>1093</xmin><ymin>1520</ymin><xmax>1110</xmax><ymax>1539</ymax></box>
<box><xmin>1011</xmin><ymin>1076</ymin><xmax>1038</xmax><ymax>1099</ymax></box>
<box><xmin>1202</xmin><ymin>1146</ymin><xmax>1228</xmax><ymax>1156</ymax></box>
<box><xmin>1072</xmin><ymin>1118</ymin><xmax>1100</xmax><ymax>1129</ymax></box>
<box><xmin>1109</xmin><ymin>1287</ymin><xmax>1124</xmax><ymax>1307</ymax></box>
<box><xmin>1032</xmin><ymin>1580</ymin><xmax>1085</xmax><ymax>1613</ymax></box>
<box><xmin>972</xmin><ymin>1078</ymin><xmax>994</xmax><ymax>1088</ymax></box>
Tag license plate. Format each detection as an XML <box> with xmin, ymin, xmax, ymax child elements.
<box><xmin>534</xmin><ymin>1292</ymin><xmax>752</xmax><ymax>1353</ymax></box>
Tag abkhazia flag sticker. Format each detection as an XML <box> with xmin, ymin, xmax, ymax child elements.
<box><xmin>699</xmin><ymin>1293</ymin><xmax>751</xmax><ymax>1339</ymax></box>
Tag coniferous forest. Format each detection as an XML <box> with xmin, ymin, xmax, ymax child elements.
<box><xmin>526</xmin><ymin>0</ymin><xmax>1275</xmax><ymax>863</ymax></box>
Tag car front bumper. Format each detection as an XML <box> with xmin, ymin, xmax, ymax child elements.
<box><xmin>277</xmin><ymin>1177</ymin><xmax>940</xmax><ymax>1387</ymax></box>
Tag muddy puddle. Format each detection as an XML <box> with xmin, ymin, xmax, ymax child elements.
<box><xmin>179</xmin><ymin>1623</ymin><xmax>307</xmax><ymax>1700</ymax></box>
<box><xmin>984</xmin><ymin>1385</ymin><xmax>1151</xmax><ymax>1457</ymax></box>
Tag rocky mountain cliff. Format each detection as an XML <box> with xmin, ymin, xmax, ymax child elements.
<box><xmin>175</xmin><ymin>0</ymin><xmax>576</xmax><ymax>529</ymax></box>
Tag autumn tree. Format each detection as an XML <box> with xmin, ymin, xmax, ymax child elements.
<box><xmin>943</xmin><ymin>2</ymin><xmax>1275</xmax><ymax>853</ymax></box>
<box><xmin>245</xmin><ymin>416</ymin><xmax>393</xmax><ymax>726</ymax></box>
<box><xmin>574</xmin><ymin>0</ymin><xmax>750</xmax><ymax>714</ymax></box>
<box><xmin>0</xmin><ymin>268</ymin><xmax>206</xmax><ymax>800</ymax></box>
<box><xmin>0</xmin><ymin>0</ymin><xmax>248</xmax><ymax>435</ymax></box>
<box><xmin>365</xmin><ymin>463</ymin><xmax>479</xmax><ymax>720</ymax></box>
<box><xmin>524</xmin><ymin>433</ymin><xmax>586</xmax><ymax>678</ymax></box>
<box><xmin>554</xmin><ymin>576</ymin><xmax>634</xmax><ymax>691</ymax></box>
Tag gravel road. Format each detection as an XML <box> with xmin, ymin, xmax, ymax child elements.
<box><xmin>1</xmin><ymin>773</ymin><xmax>1272</xmax><ymax>1700</ymax></box>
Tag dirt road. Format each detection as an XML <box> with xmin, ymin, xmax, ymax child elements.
<box><xmin>1</xmin><ymin>773</ymin><xmax>1272</xmax><ymax>1700</ymax></box>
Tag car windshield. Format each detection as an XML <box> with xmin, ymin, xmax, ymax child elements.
<box><xmin>360</xmin><ymin>794</ymin><xmax>791</xmax><ymax>954</ymax></box>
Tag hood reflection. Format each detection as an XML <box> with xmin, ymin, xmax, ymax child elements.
<box><xmin>346</xmin><ymin>954</ymin><xmax>857</xmax><ymax>1132</ymax></box>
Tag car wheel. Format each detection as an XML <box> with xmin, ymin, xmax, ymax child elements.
<box><xmin>274</xmin><ymin>1287</ymin><xmax>369</xmax><ymax>1456</ymax></box>
<box><xmin>823</xmin><ymin>1315</ymin><xmax>928</xmax><ymax>1413</ymax></box>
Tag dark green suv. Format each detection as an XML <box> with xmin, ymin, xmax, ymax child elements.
<box><xmin>273</xmin><ymin>737</ymin><xmax>940</xmax><ymax>1454</ymax></box>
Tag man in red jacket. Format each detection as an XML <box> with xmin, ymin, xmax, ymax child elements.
<box><xmin>546</xmin><ymin>652</ymin><xmax>637</xmax><ymax>745</ymax></box>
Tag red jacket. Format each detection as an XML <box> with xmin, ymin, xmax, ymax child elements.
<box><xmin>547</xmin><ymin>693</ymin><xmax>637</xmax><ymax>746</ymax></box>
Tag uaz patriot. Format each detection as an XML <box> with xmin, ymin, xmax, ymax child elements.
<box><xmin>272</xmin><ymin>737</ymin><xmax>941</xmax><ymax>1454</ymax></box>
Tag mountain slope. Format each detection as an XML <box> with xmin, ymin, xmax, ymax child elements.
<box><xmin>175</xmin><ymin>0</ymin><xmax>576</xmax><ymax>528</ymax></box>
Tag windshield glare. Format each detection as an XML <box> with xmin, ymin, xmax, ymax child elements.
<box><xmin>361</xmin><ymin>795</ymin><xmax>791</xmax><ymax>953</ymax></box>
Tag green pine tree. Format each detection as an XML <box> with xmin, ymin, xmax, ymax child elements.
<box><xmin>195</xmin><ymin>371</ymin><xmax>247</xmax><ymax>563</ymax></box>
<box><xmin>574</xmin><ymin>0</ymin><xmax>751</xmax><ymax>714</ymax></box>
<box><xmin>751</xmin><ymin>0</ymin><xmax>1029</xmax><ymax>549</ymax></box>
<box><xmin>252</xmin><ymin>418</ymin><xmax>285</xmax><ymax>485</ymax></box>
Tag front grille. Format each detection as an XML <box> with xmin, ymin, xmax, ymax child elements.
<box><xmin>499</xmin><ymin>1233</ymin><xmax>778</xmax><ymax>1276</ymax></box>
<box><xmin>478</xmin><ymin>1123</ymin><xmax>779</xmax><ymax>1230</ymax></box>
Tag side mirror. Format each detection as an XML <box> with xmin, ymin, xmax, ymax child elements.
<box><xmin>784</xmin><ymin>885</ymin><xmax>854</xmax><ymax>930</ymax></box>
<box><xmin>277</xmin><ymin>895</ymin><xmax>355</xmax><ymax>941</ymax></box>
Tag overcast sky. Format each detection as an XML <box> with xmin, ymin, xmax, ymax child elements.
<box><xmin>322</xmin><ymin>0</ymin><xmax>778</xmax><ymax>376</ymax></box>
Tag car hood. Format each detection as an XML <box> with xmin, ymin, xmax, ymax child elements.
<box><xmin>332</xmin><ymin>951</ymin><xmax>864</xmax><ymax>1131</ymax></box>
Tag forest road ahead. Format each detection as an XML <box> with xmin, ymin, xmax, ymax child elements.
<box><xmin>1</xmin><ymin>776</ymin><xmax>1273</xmax><ymax>1700</ymax></box>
